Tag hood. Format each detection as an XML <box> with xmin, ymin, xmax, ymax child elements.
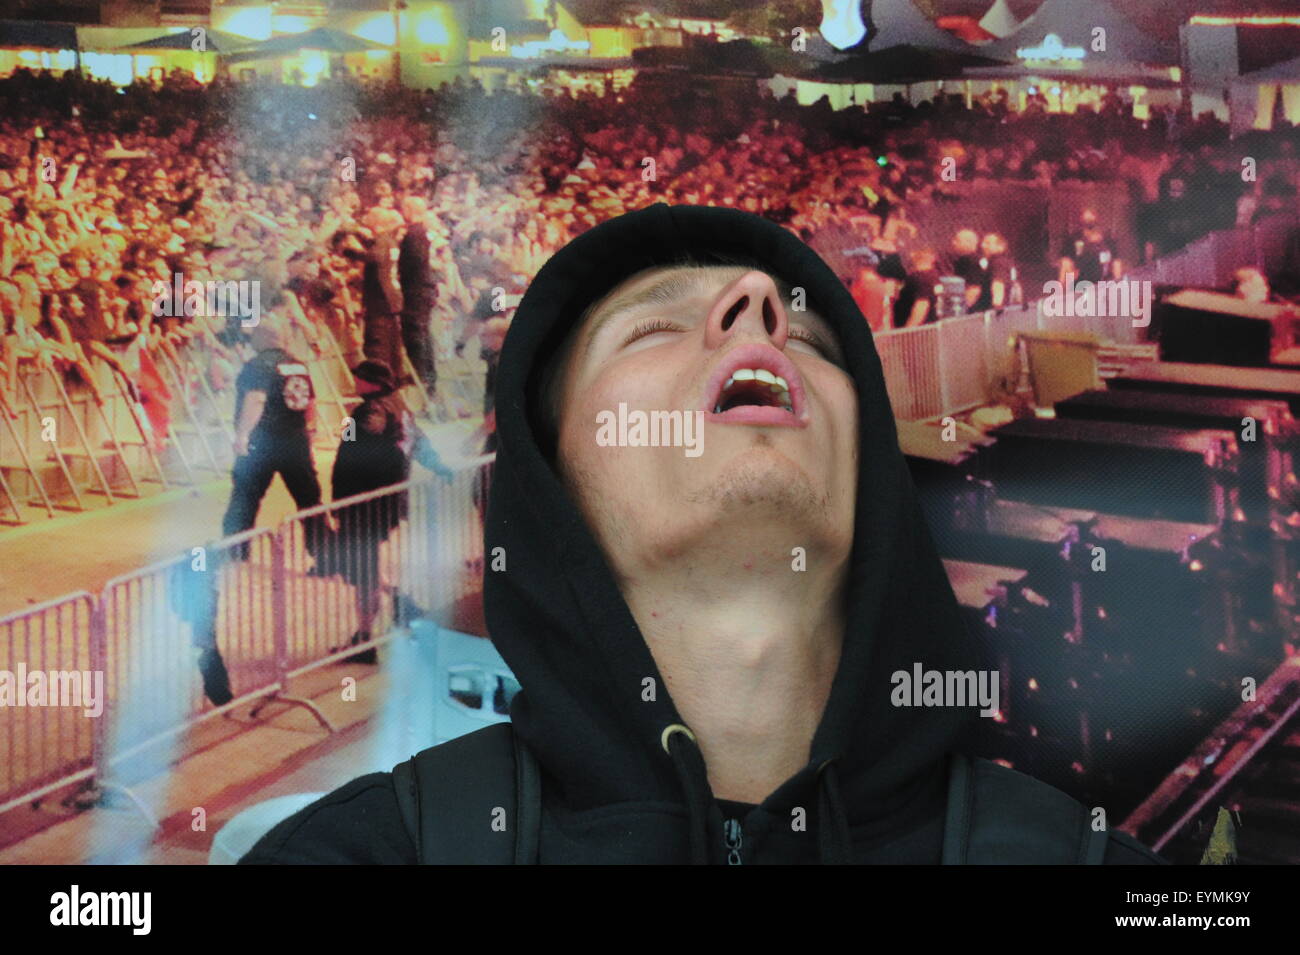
<box><xmin>484</xmin><ymin>202</ymin><xmax>983</xmax><ymax>863</ymax></box>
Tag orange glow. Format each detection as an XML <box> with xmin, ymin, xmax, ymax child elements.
<box><xmin>1189</xmin><ymin>15</ymin><xmax>1300</xmax><ymax>26</ymax></box>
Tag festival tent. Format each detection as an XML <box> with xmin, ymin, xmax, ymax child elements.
<box><xmin>218</xmin><ymin>26</ymin><xmax>391</xmax><ymax>84</ymax></box>
<box><xmin>1230</xmin><ymin>54</ymin><xmax>1300</xmax><ymax>132</ymax></box>
<box><xmin>0</xmin><ymin>19</ymin><xmax>78</xmax><ymax>73</ymax></box>
<box><xmin>632</xmin><ymin>37</ymin><xmax>812</xmax><ymax>78</ymax></box>
<box><xmin>226</xmin><ymin>27</ymin><xmax>390</xmax><ymax>59</ymax></box>
<box><xmin>814</xmin><ymin>43</ymin><xmax>1006</xmax><ymax>83</ymax></box>
<box><xmin>768</xmin><ymin>42</ymin><xmax>1007</xmax><ymax>110</ymax></box>
<box><xmin>978</xmin><ymin>0</ymin><xmax>1175</xmax><ymax>66</ymax></box>
<box><xmin>864</xmin><ymin>0</ymin><xmax>973</xmax><ymax>53</ymax></box>
<box><xmin>0</xmin><ymin>21</ymin><xmax>175</xmax><ymax>81</ymax></box>
<box><xmin>978</xmin><ymin>0</ymin><xmax>1022</xmax><ymax>40</ymax></box>
<box><xmin>0</xmin><ymin>20</ymin><xmax>79</xmax><ymax>51</ymax></box>
<box><xmin>114</xmin><ymin>30</ymin><xmax>258</xmax><ymax>55</ymax></box>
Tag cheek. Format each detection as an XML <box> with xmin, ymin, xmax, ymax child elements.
<box><xmin>557</xmin><ymin>356</ymin><xmax>686</xmax><ymax>484</ymax></box>
<box><xmin>813</xmin><ymin>371</ymin><xmax>860</xmax><ymax>487</ymax></box>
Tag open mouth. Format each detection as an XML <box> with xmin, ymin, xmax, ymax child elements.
<box><xmin>713</xmin><ymin>368</ymin><xmax>793</xmax><ymax>413</ymax></box>
<box><xmin>702</xmin><ymin>343</ymin><xmax>806</xmax><ymax>425</ymax></box>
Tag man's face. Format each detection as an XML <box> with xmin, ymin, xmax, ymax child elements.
<box><xmin>552</xmin><ymin>264</ymin><xmax>859</xmax><ymax>580</ymax></box>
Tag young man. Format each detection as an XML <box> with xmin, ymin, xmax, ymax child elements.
<box><xmin>241</xmin><ymin>203</ymin><xmax>1165</xmax><ymax>864</ymax></box>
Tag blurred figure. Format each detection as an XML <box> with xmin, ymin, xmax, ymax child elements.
<box><xmin>398</xmin><ymin>196</ymin><xmax>439</xmax><ymax>400</ymax></box>
<box><xmin>170</xmin><ymin>556</ymin><xmax>231</xmax><ymax>706</ymax></box>
<box><xmin>360</xmin><ymin>207</ymin><xmax>406</xmax><ymax>381</ymax></box>
<box><xmin>893</xmin><ymin>248</ymin><xmax>941</xmax><ymax>328</ymax></box>
<box><xmin>974</xmin><ymin>233</ymin><xmax>1011</xmax><ymax>311</ymax></box>
<box><xmin>948</xmin><ymin>229</ymin><xmax>982</xmax><ymax>311</ymax></box>
<box><xmin>322</xmin><ymin>360</ymin><xmax>455</xmax><ymax>662</ymax></box>
<box><xmin>849</xmin><ymin>259</ymin><xmax>892</xmax><ymax>333</ymax></box>
<box><xmin>1060</xmin><ymin>208</ymin><xmax>1122</xmax><ymax>284</ymax></box>
<box><xmin>1233</xmin><ymin>267</ymin><xmax>1274</xmax><ymax>305</ymax></box>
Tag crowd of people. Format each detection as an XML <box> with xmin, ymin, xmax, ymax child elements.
<box><xmin>2</xmin><ymin>65</ymin><xmax>1298</xmax><ymax>453</ymax></box>
<box><xmin>3</xmin><ymin>63</ymin><xmax>1299</xmax><ymax>699</ymax></box>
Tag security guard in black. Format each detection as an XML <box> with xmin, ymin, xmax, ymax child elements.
<box><xmin>221</xmin><ymin>345</ymin><xmax>324</xmax><ymax>539</ymax></box>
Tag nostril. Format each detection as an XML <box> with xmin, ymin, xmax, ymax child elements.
<box><xmin>721</xmin><ymin>295</ymin><xmax>747</xmax><ymax>331</ymax></box>
<box><xmin>763</xmin><ymin>298</ymin><xmax>776</xmax><ymax>335</ymax></box>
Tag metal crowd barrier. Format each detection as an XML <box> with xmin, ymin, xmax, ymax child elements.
<box><xmin>276</xmin><ymin>457</ymin><xmax>492</xmax><ymax>678</ymax></box>
<box><xmin>0</xmin><ymin>456</ymin><xmax>494</xmax><ymax>821</ymax></box>
<box><xmin>1127</xmin><ymin>215</ymin><xmax>1298</xmax><ymax>290</ymax></box>
<box><xmin>875</xmin><ymin>304</ymin><xmax>1147</xmax><ymax>423</ymax></box>
<box><xmin>874</xmin><ymin>214</ymin><xmax>1299</xmax><ymax>425</ymax></box>
<box><xmin>0</xmin><ymin>592</ymin><xmax>99</xmax><ymax>815</ymax></box>
<box><xmin>98</xmin><ymin>526</ymin><xmax>284</xmax><ymax>771</ymax></box>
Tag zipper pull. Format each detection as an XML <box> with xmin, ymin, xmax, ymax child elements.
<box><xmin>723</xmin><ymin>818</ymin><xmax>743</xmax><ymax>865</ymax></box>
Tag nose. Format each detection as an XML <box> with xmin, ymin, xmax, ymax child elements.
<box><xmin>703</xmin><ymin>270</ymin><xmax>789</xmax><ymax>350</ymax></box>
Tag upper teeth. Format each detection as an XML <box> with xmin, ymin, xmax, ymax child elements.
<box><xmin>716</xmin><ymin>367</ymin><xmax>794</xmax><ymax>413</ymax></box>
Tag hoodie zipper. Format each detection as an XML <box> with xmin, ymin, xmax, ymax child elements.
<box><xmin>723</xmin><ymin>818</ymin><xmax>744</xmax><ymax>865</ymax></box>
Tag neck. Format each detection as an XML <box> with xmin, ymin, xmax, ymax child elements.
<box><xmin>620</xmin><ymin>542</ymin><xmax>848</xmax><ymax>804</ymax></box>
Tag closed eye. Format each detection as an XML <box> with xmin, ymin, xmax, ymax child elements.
<box><xmin>621</xmin><ymin>317</ymin><xmax>838</xmax><ymax>361</ymax></box>
<box><xmin>787</xmin><ymin>326</ymin><xmax>831</xmax><ymax>356</ymax></box>
<box><xmin>620</xmin><ymin>317</ymin><xmax>683</xmax><ymax>348</ymax></box>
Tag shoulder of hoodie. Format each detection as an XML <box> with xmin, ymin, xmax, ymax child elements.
<box><xmin>967</xmin><ymin>757</ymin><xmax>1169</xmax><ymax>865</ymax></box>
<box><xmin>235</xmin><ymin>758</ymin><xmax>1168</xmax><ymax>865</ymax></box>
<box><xmin>237</xmin><ymin>772</ymin><xmax>415</xmax><ymax>865</ymax></box>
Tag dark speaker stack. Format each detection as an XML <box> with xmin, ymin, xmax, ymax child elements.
<box><xmin>908</xmin><ymin>372</ymin><xmax>1300</xmax><ymax>819</ymax></box>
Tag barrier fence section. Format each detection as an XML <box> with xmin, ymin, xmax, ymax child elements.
<box><xmin>872</xmin><ymin>213</ymin><xmax>1299</xmax><ymax>423</ymax></box>
<box><xmin>0</xmin><ymin>457</ymin><xmax>494</xmax><ymax>818</ymax></box>
<box><xmin>276</xmin><ymin>458</ymin><xmax>492</xmax><ymax>676</ymax></box>
<box><xmin>98</xmin><ymin>526</ymin><xmax>281</xmax><ymax>772</ymax></box>
<box><xmin>1127</xmin><ymin>215</ymin><xmax>1298</xmax><ymax>290</ymax></box>
<box><xmin>0</xmin><ymin>592</ymin><xmax>99</xmax><ymax>815</ymax></box>
<box><xmin>875</xmin><ymin>303</ymin><xmax>1147</xmax><ymax>422</ymax></box>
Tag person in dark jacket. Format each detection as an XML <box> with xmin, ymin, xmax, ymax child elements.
<box><xmin>221</xmin><ymin>317</ymin><xmax>325</xmax><ymax>550</ymax></box>
<box><xmin>241</xmin><ymin>203</ymin><xmax>1166</xmax><ymax>865</ymax></box>
<box><xmin>319</xmin><ymin>359</ymin><xmax>455</xmax><ymax>663</ymax></box>
<box><xmin>397</xmin><ymin>196</ymin><xmax>440</xmax><ymax>399</ymax></box>
<box><xmin>359</xmin><ymin>207</ymin><xmax>406</xmax><ymax>380</ymax></box>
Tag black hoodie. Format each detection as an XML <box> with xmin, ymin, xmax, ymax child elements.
<box><xmin>240</xmin><ymin>203</ymin><xmax>1164</xmax><ymax>865</ymax></box>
